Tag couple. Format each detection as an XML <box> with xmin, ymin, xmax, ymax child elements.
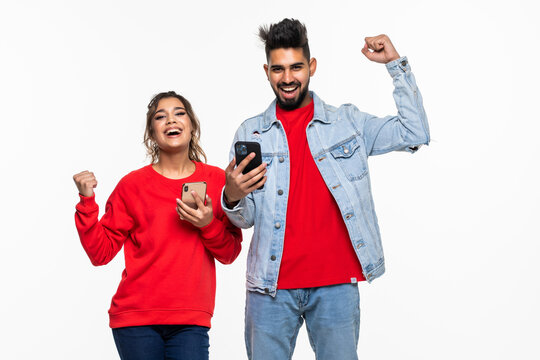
<box><xmin>73</xmin><ymin>19</ymin><xmax>429</xmax><ymax>360</ymax></box>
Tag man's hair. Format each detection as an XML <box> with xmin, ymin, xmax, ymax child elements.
<box><xmin>258</xmin><ymin>18</ymin><xmax>310</xmax><ymax>61</ymax></box>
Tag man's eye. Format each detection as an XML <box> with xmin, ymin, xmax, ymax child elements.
<box><xmin>272</xmin><ymin>68</ymin><xmax>283</xmax><ymax>73</ymax></box>
<box><xmin>292</xmin><ymin>65</ymin><xmax>302</xmax><ymax>70</ymax></box>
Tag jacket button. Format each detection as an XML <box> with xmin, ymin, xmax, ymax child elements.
<box><xmin>277</xmin><ymin>189</ymin><xmax>284</xmax><ymax>195</ymax></box>
<box><xmin>356</xmin><ymin>243</ymin><xmax>364</xmax><ymax>249</ymax></box>
<box><xmin>343</xmin><ymin>147</ymin><xmax>349</xmax><ymax>154</ymax></box>
<box><xmin>274</xmin><ymin>222</ymin><xmax>281</xmax><ymax>229</ymax></box>
<box><xmin>401</xmin><ymin>60</ymin><xmax>408</xmax><ymax>67</ymax></box>
<box><xmin>270</xmin><ymin>255</ymin><xmax>276</xmax><ymax>261</ymax></box>
<box><xmin>279</xmin><ymin>157</ymin><xmax>284</xmax><ymax>163</ymax></box>
<box><xmin>264</xmin><ymin>288</ymin><xmax>270</xmax><ymax>294</ymax></box>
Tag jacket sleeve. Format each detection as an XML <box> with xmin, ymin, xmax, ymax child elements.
<box><xmin>198</xmin><ymin>210</ymin><xmax>243</xmax><ymax>265</ymax></box>
<box><xmin>221</xmin><ymin>127</ymin><xmax>257</xmax><ymax>229</ymax></box>
<box><xmin>357</xmin><ymin>56</ymin><xmax>430</xmax><ymax>156</ymax></box>
<box><xmin>74</xmin><ymin>185</ymin><xmax>133</xmax><ymax>266</ymax></box>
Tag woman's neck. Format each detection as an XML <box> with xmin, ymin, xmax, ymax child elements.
<box><xmin>152</xmin><ymin>151</ymin><xmax>196</xmax><ymax>179</ymax></box>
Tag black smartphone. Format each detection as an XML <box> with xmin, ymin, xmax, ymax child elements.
<box><xmin>234</xmin><ymin>141</ymin><xmax>264</xmax><ymax>189</ymax></box>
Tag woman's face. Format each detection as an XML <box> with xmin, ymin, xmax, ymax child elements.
<box><xmin>151</xmin><ymin>97</ymin><xmax>193</xmax><ymax>155</ymax></box>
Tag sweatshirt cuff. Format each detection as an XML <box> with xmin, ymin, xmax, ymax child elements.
<box><xmin>199</xmin><ymin>217</ymin><xmax>226</xmax><ymax>239</ymax></box>
<box><xmin>386</xmin><ymin>56</ymin><xmax>410</xmax><ymax>78</ymax></box>
<box><xmin>76</xmin><ymin>193</ymin><xmax>98</xmax><ymax>212</ymax></box>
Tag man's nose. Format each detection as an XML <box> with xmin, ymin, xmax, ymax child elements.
<box><xmin>282</xmin><ymin>69</ymin><xmax>293</xmax><ymax>83</ymax></box>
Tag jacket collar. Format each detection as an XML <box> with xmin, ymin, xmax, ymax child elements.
<box><xmin>261</xmin><ymin>91</ymin><xmax>331</xmax><ymax>132</ymax></box>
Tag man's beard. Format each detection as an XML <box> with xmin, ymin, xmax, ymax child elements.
<box><xmin>274</xmin><ymin>81</ymin><xmax>309</xmax><ymax>111</ymax></box>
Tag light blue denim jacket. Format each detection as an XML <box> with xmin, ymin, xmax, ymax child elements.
<box><xmin>222</xmin><ymin>57</ymin><xmax>429</xmax><ymax>296</ymax></box>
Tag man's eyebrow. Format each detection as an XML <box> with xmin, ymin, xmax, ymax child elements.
<box><xmin>270</xmin><ymin>62</ymin><xmax>305</xmax><ymax>69</ymax></box>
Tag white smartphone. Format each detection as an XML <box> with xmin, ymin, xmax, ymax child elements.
<box><xmin>181</xmin><ymin>181</ymin><xmax>207</xmax><ymax>209</ymax></box>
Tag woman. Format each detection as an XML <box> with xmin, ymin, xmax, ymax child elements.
<box><xmin>73</xmin><ymin>91</ymin><xmax>242</xmax><ymax>360</ymax></box>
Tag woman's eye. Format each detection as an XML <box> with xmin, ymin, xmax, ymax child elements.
<box><xmin>176</xmin><ymin>112</ymin><xmax>186</xmax><ymax>116</ymax></box>
<box><xmin>154</xmin><ymin>115</ymin><xmax>165</xmax><ymax>120</ymax></box>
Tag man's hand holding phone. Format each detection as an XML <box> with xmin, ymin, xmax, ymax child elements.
<box><xmin>224</xmin><ymin>153</ymin><xmax>267</xmax><ymax>207</ymax></box>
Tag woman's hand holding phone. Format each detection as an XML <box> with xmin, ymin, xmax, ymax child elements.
<box><xmin>73</xmin><ymin>170</ymin><xmax>98</xmax><ymax>197</ymax></box>
<box><xmin>176</xmin><ymin>192</ymin><xmax>214</xmax><ymax>228</ymax></box>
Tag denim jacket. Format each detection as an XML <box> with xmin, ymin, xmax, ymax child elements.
<box><xmin>222</xmin><ymin>57</ymin><xmax>429</xmax><ymax>296</ymax></box>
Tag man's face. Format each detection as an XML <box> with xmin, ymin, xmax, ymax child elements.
<box><xmin>264</xmin><ymin>47</ymin><xmax>317</xmax><ymax>110</ymax></box>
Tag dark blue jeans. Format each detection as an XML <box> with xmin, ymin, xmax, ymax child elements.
<box><xmin>112</xmin><ymin>325</ymin><xmax>209</xmax><ymax>360</ymax></box>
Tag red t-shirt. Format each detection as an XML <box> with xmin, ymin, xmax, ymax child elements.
<box><xmin>276</xmin><ymin>100</ymin><xmax>365</xmax><ymax>289</ymax></box>
<box><xmin>75</xmin><ymin>162</ymin><xmax>242</xmax><ymax>328</ymax></box>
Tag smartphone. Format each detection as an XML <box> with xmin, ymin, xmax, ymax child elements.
<box><xmin>235</xmin><ymin>141</ymin><xmax>262</xmax><ymax>174</ymax></box>
<box><xmin>181</xmin><ymin>181</ymin><xmax>207</xmax><ymax>209</ymax></box>
<box><xmin>234</xmin><ymin>141</ymin><xmax>264</xmax><ymax>189</ymax></box>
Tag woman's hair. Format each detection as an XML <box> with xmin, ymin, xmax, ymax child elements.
<box><xmin>144</xmin><ymin>91</ymin><xmax>207</xmax><ymax>164</ymax></box>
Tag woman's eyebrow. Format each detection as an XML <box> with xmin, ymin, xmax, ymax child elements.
<box><xmin>155</xmin><ymin>106</ymin><xmax>185</xmax><ymax>114</ymax></box>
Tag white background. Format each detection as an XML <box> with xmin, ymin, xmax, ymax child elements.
<box><xmin>1</xmin><ymin>0</ymin><xmax>539</xmax><ymax>359</ymax></box>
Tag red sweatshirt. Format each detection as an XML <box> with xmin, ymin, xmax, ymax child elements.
<box><xmin>75</xmin><ymin>162</ymin><xmax>242</xmax><ymax>328</ymax></box>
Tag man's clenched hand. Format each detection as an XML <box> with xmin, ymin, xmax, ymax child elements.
<box><xmin>361</xmin><ymin>34</ymin><xmax>400</xmax><ymax>64</ymax></box>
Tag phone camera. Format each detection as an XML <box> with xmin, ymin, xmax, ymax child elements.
<box><xmin>184</xmin><ymin>185</ymin><xmax>189</xmax><ymax>192</ymax></box>
<box><xmin>236</xmin><ymin>144</ymin><xmax>248</xmax><ymax>156</ymax></box>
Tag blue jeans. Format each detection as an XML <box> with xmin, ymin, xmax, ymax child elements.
<box><xmin>112</xmin><ymin>325</ymin><xmax>209</xmax><ymax>360</ymax></box>
<box><xmin>245</xmin><ymin>283</ymin><xmax>360</xmax><ymax>360</ymax></box>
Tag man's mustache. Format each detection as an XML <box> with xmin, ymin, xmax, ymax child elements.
<box><xmin>278</xmin><ymin>81</ymin><xmax>301</xmax><ymax>89</ymax></box>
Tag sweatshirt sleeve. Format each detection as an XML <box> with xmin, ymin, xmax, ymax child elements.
<box><xmin>74</xmin><ymin>185</ymin><xmax>134</xmax><ymax>266</ymax></box>
<box><xmin>198</xmin><ymin>201</ymin><xmax>242</xmax><ymax>265</ymax></box>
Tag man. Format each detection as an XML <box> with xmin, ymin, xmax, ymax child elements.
<box><xmin>222</xmin><ymin>18</ymin><xmax>429</xmax><ymax>359</ymax></box>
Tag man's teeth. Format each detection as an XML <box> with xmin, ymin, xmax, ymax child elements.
<box><xmin>282</xmin><ymin>86</ymin><xmax>297</xmax><ymax>92</ymax></box>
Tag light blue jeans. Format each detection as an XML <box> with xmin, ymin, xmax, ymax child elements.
<box><xmin>245</xmin><ymin>283</ymin><xmax>360</xmax><ymax>360</ymax></box>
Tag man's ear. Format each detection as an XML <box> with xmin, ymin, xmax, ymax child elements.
<box><xmin>309</xmin><ymin>57</ymin><xmax>317</xmax><ymax>77</ymax></box>
<box><xmin>263</xmin><ymin>64</ymin><xmax>269</xmax><ymax>80</ymax></box>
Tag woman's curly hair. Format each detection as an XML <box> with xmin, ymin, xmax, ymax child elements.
<box><xmin>143</xmin><ymin>91</ymin><xmax>206</xmax><ymax>164</ymax></box>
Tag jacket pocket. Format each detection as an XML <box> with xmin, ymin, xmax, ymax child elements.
<box><xmin>329</xmin><ymin>137</ymin><xmax>368</xmax><ymax>181</ymax></box>
<box><xmin>253</xmin><ymin>155</ymin><xmax>273</xmax><ymax>194</ymax></box>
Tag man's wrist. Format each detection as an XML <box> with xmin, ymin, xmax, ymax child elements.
<box><xmin>386</xmin><ymin>56</ymin><xmax>410</xmax><ymax>78</ymax></box>
<box><xmin>223</xmin><ymin>191</ymin><xmax>240</xmax><ymax>209</ymax></box>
